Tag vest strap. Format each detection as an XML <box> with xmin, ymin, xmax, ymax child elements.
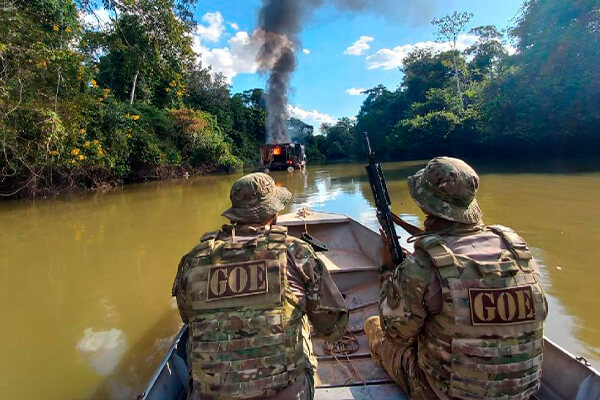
<box><xmin>201</xmin><ymin>230</ymin><xmax>220</xmax><ymax>242</ymax></box>
<box><xmin>270</xmin><ymin>225</ymin><xmax>288</xmax><ymax>234</ymax></box>
<box><xmin>488</xmin><ymin>225</ymin><xmax>534</xmax><ymax>271</ymax></box>
<box><xmin>416</xmin><ymin>234</ymin><xmax>460</xmax><ymax>278</ymax></box>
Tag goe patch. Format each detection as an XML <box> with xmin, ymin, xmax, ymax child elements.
<box><xmin>206</xmin><ymin>261</ymin><xmax>268</xmax><ymax>301</ymax></box>
<box><xmin>468</xmin><ymin>286</ymin><xmax>536</xmax><ymax>325</ymax></box>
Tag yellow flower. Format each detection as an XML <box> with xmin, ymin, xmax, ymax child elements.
<box><xmin>80</xmin><ymin>128</ymin><xmax>86</xmax><ymax>134</ymax></box>
<box><xmin>97</xmin><ymin>149</ymin><xmax>104</xmax><ymax>157</ymax></box>
<box><xmin>132</xmin><ymin>115</ymin><xmax>140</xmax><ymax>121</ymax></box>
<box><xmin>169</xmin><ymin>80</ymin><xmax>177</xmax><ymax>87</ymax></box>
<box><xmin>90</xmin><ymin>79</ymin><xmax>98</xmax><ymax>89</ymax></box>
<box><xmin>125</xmin><ymin>113</ymin><xmax>130</xmax><ymax>119</ymax></box>
<box><xmin>53</xmin><ymin>25</ymin><xmax>59</xmax><ymax>32</ymax></box>
<box><xmin>126</xmin><ymin>133</ymin><xmax>132</xmax><ymax>139</ymax></box>
<box><xmin>65</xmin><ymin>27</ymin><xmax>72</xmax><ymax>33</ymax></box>
<box><xmin>78</xmin><ymin>154</ymin><xmax>85</xmax><ymax>161</ymax></box>
<box><xmin>71</xmin><ymin>159</ymin><xmax>77</xmax><ymax>165</ymax></box>
<box><xmin>35</xmin><ymin>60</ymin><xmax>47</xmax><ymax>69</ymax></box>
<box><xmin>84</xmin><ymin>141</ymin><xmax>90</xmax><ymax>148</ymax></box>
<box><xmin>49</xmin><ymin>150</ymin><xmax>59</xmax><ymax>156</ymax></box>
<box><xmin>102</xmin><ymin>88</ymin><xmax>110</xmax><ymax>98</ymax></box>
<box><xmin>71</xmin><ymin>148</ymin><xmax>80</xmax><ymax>156</ymax></box>
<box><xmin>93</xmin><ymin>139</ymin><xmax>99</xmax><ymax>145</ymax></box>
<box><xmin>176</xmin><ymin>90</ymin><xmax>184</xmax><ymax>97</ymax></box>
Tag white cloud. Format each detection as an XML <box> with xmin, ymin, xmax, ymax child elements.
<box><xmin>229</xmin><ymin>22</ymin><xmax>240</xmax><ymax>31</ymax></box>
<box><xmin>302</xmin><ymin>49</ymin><xmax>310</xmax><ymax>55</ymax></box>
<box><xmin>194</xmin><ymin>29</ymin><xmax>294</xmax><ymax>84</ymax></box>
<box><xmin>288</xmin><ymin>105</ymin><xmax>336</xmax><ymax>133</ymax></box>
<box><xmin>195</xmin><ymin>12</ymin><xmax>225</xmax><ymax>43</ymax></box>
<box><xmin>366</xmin><ymin>34</ymin><xmax>516</xmax><ymax>70</ymax></box>
<box><xmin>80</xmin><ymin>8</ymin><xmax>112</xmax><ymax>29</ymax></box>
<box><xmin>194</xmin><ymin>30</ymin><xmax>261</xmax><ymax>83</ymax></box>
<box><xmin>346</xmin><ymin>88</ymin><xmax>367</xmax><ymax>96</ymax></box>
<box><xmin>344</xmin><ymin>36</ymin><xmax>374</xmax><ymax>56</ymax></box>
<box><xmin>366</xmin><ymin>34</ymin><xmax>479</xmax><ymax>70</ymax></box>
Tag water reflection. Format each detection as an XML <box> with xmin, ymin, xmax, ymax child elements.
<box><xmin>77</xmin><ymin>328</ymin><xmax>128</xmax><ymax>376</ymax></box>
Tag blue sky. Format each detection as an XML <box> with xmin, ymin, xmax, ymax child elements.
<box><xmin>183</xmin><ymin>0</ymin><xmax>524</xmax><ymax>129</ymax></box>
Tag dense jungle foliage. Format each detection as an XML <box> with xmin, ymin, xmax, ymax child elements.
<box><xmin>311</xmin><ymin>0</ymin><xmax>600</xmax><ymax>162</ymax></box>
<box><xmin>0</xmin><ymin>0</ymin><xmax>598</xmax><ymax>198</ymax></box>
<box><xmin>0</xmin><ymin>0</ymin><xmax>262</xmax><ymax>197</ymax></box>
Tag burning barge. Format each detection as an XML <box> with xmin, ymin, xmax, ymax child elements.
<box><xmin>260</xmin><ymin>143</ymin><xmax>306</xmax><ymax>172</ymax></box>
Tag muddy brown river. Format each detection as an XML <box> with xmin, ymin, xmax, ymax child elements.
<box><xmin>1</xmin><ymin>160</ymin><xmax>599</xmax><ymax>399</ymax></box>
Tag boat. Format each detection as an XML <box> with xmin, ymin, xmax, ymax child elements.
<box><xmin>139</xmin><ymin>211</ymin><xmax>600</xmax><ymax>400</ymax></box>
<box><xmin>260</xmin><ymin>144</ymin><xmax>307</xmax><ymax>172</ymax></box>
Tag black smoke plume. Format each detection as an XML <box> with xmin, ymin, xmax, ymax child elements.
<box><xmin>257</xmin><ymin>0</ymin><xmax>436</xmax><ymax>144</ymax></box>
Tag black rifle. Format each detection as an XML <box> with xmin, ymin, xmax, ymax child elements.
<box><xmin>364</xmin><ymin>132</ymin><xmax>405</xmax><ymax>266</ymax></box>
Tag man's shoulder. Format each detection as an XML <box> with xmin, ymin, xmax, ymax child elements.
<box><xmin>487</xmin><ymin>224</ymin><xmax>529</xmax><ymax>245</ymax></box>
<box><xmin>183</xmin><ymin>229</ymin><xmax>230</xmax><ymax>259</ymax></box>
<box><xmin>286</xmin><ymin>236</ymin><xmax>317</xmax><ymax>259</ymax></box>
<box><xmin>400</xmin><ymin>250</ymin><xmax>436</xmax><ymax>283</ymax></box>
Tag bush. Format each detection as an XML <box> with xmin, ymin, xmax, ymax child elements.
<box><xmin>170</xmin><ymin>108</ymin><xmax>241</xmax><ymax>170</ymax></box>
<box><xmin>218</xmin><ymin>153</ymin><xmax>243</xmax><ymax>173</ymax></box>
<box><xmin>305</xmin><ymin>145</ymin><xmax>325</xmax><ymax>162</ymax></box>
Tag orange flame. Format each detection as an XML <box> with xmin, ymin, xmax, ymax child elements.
<box><xmin>273</xmin><ymin>146</ymin><xmax>282</xmax><ymax>155</ymax></box>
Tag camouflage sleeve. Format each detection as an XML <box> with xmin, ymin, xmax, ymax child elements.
<box><xmin>288</xmin><ymin>239</ymin><xmax>349</xmax><ymax>341</ymax></box>
<box><xmin>172</xmin><ymin>254</ymin><xmax>190</xmax><ymax>324</ymax></box>
<box><xmin>379</xmin><ymin>250</ymin><xmax>434</xmax><ymax>346</ymax></box>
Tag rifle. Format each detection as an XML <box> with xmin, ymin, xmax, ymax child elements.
<box><xmin>363</xmin><ymin>132</ymin><xmax>406</xmax><ymax>266</ymax></box>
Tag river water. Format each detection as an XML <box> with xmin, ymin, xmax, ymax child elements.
<box><xmin>1</xmin><ymin>161</ymin><xmax>599</xmax><ymax>399</ymax></box>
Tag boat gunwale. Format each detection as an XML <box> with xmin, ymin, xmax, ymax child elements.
<box><xmin>141</xmin><ymin>211</ymin><xmax>600</xmax><ymax>400</ymax></box>
<box><xmin>139</xmin><ymin>324</ymin><xmax>187</xmax><ymax>400</ymax></box>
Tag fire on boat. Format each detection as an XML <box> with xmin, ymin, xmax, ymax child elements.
<box><xmin>260</xmin><ymin>143</ymin><xmax>306</xmax><ymax>172</ymax></box>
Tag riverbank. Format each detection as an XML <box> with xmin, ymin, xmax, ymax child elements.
<box><xmin>0</xmin><ymin>161</ymin><xmax>241</xmax><ymax>200</ymax></box>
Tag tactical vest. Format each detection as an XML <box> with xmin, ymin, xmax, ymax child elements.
<box><xmin>415</xmin><ymin>225</ymin><xmax>547</xmax><ymax>400</ymax></box>
<box><xmin>183</xmin><ymin>225</ymin><xmax>306</xmax><ymax>400</ymax></box>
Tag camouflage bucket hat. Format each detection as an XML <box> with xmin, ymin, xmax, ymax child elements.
<box><xmin>222</xmin><ymin>173</ymin><xmax>292</xmax><ymax>224</ymax></box>
<box><xmin>408</xmin><ymin>157</ymin><xmax>482</xmax><ymax>224</ymax></box>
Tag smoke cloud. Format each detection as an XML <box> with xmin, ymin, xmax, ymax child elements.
<box><xmin>257</xmin><ymin>0</ymin><xmax>436</xmax><ymax>144</ymax></box>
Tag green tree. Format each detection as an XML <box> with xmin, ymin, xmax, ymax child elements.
<box><xmin>465</xmin><ymin>25</ymin><xmax>508</xmax><ymax>81</ymax></box>
<box><xmin>93</xmin><ymin>0</ymin><xmax>195</xmax><ymax>105</ymax></box>
<box><xmin>185</xmin><ymin>64</ymin><xmax>232</xmax><ymax>133</ymax></box>
<box><xmin>432</xmin><ymin>11</ymin><xmax>473</xmax><ymax>109</ymax></box>
<box><xmin>355</xmin><ymin>85</ymin><xmax>409</xmax><ymax>158</ymax></box>
<box><xmin>320</xmin><ymin>118</ymin><xmax>357</xmax><ymax>159</ymax></box>
<box><xmin>0</xmin><ymin>0</ymin><xmax>93</xmax><ymax>196</ymax></box>
<box><xmin>401</xmin><ymin>49</ymin><xmax>457</xmax><ymax>104</ymax></box>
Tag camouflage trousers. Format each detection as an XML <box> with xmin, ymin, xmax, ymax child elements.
<box><xmin>365</xmin><ymin>316</ymin><xmax>437</xmax><ymax>400</ymax></box>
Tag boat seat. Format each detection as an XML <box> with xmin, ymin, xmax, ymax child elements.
<box><xmin>315</xmin><ymin>383</ymin><xmax>407</xmax><ymax>400</ymax></box>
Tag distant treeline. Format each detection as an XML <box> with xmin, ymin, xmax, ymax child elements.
<box><xmin>0</xmin><ymin>0</ymin><xmax>268</xmax><ymax>198</ymax></box>
<box><xmin>304</xmin><ymin>0</ymin><xmax>600</xmax><ymax>162</ymax></box>
<box><xmin>1</xmin><ymin>0</ymin><xmax>598</xmax><ymax>198</ymax></box>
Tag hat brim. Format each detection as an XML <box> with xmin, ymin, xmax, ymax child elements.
<box><xmin>221</xmin><ymin>186</ymin><xmax>292</xmax><ymax>223</ymax></box>
<box><xmin>408</xmin><ymin>169</ymin><xmax>482</xmax><ymax>224</ymax></box>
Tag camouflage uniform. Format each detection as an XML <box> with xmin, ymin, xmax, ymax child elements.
<box><xmin>366</xmin><ymin>158</ymin><xmax>548</xmax><ymax>400</ymax></box>
<box><xmin>173</xmin><ymin>173</ymin><xmax>348</xmax><ymax>400</ymax></box>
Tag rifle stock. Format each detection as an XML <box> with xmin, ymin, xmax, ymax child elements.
<box><xmin>363</xmin><ymin>132</ymin><xmax>405</xmax><ymax>266</ymax></box>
